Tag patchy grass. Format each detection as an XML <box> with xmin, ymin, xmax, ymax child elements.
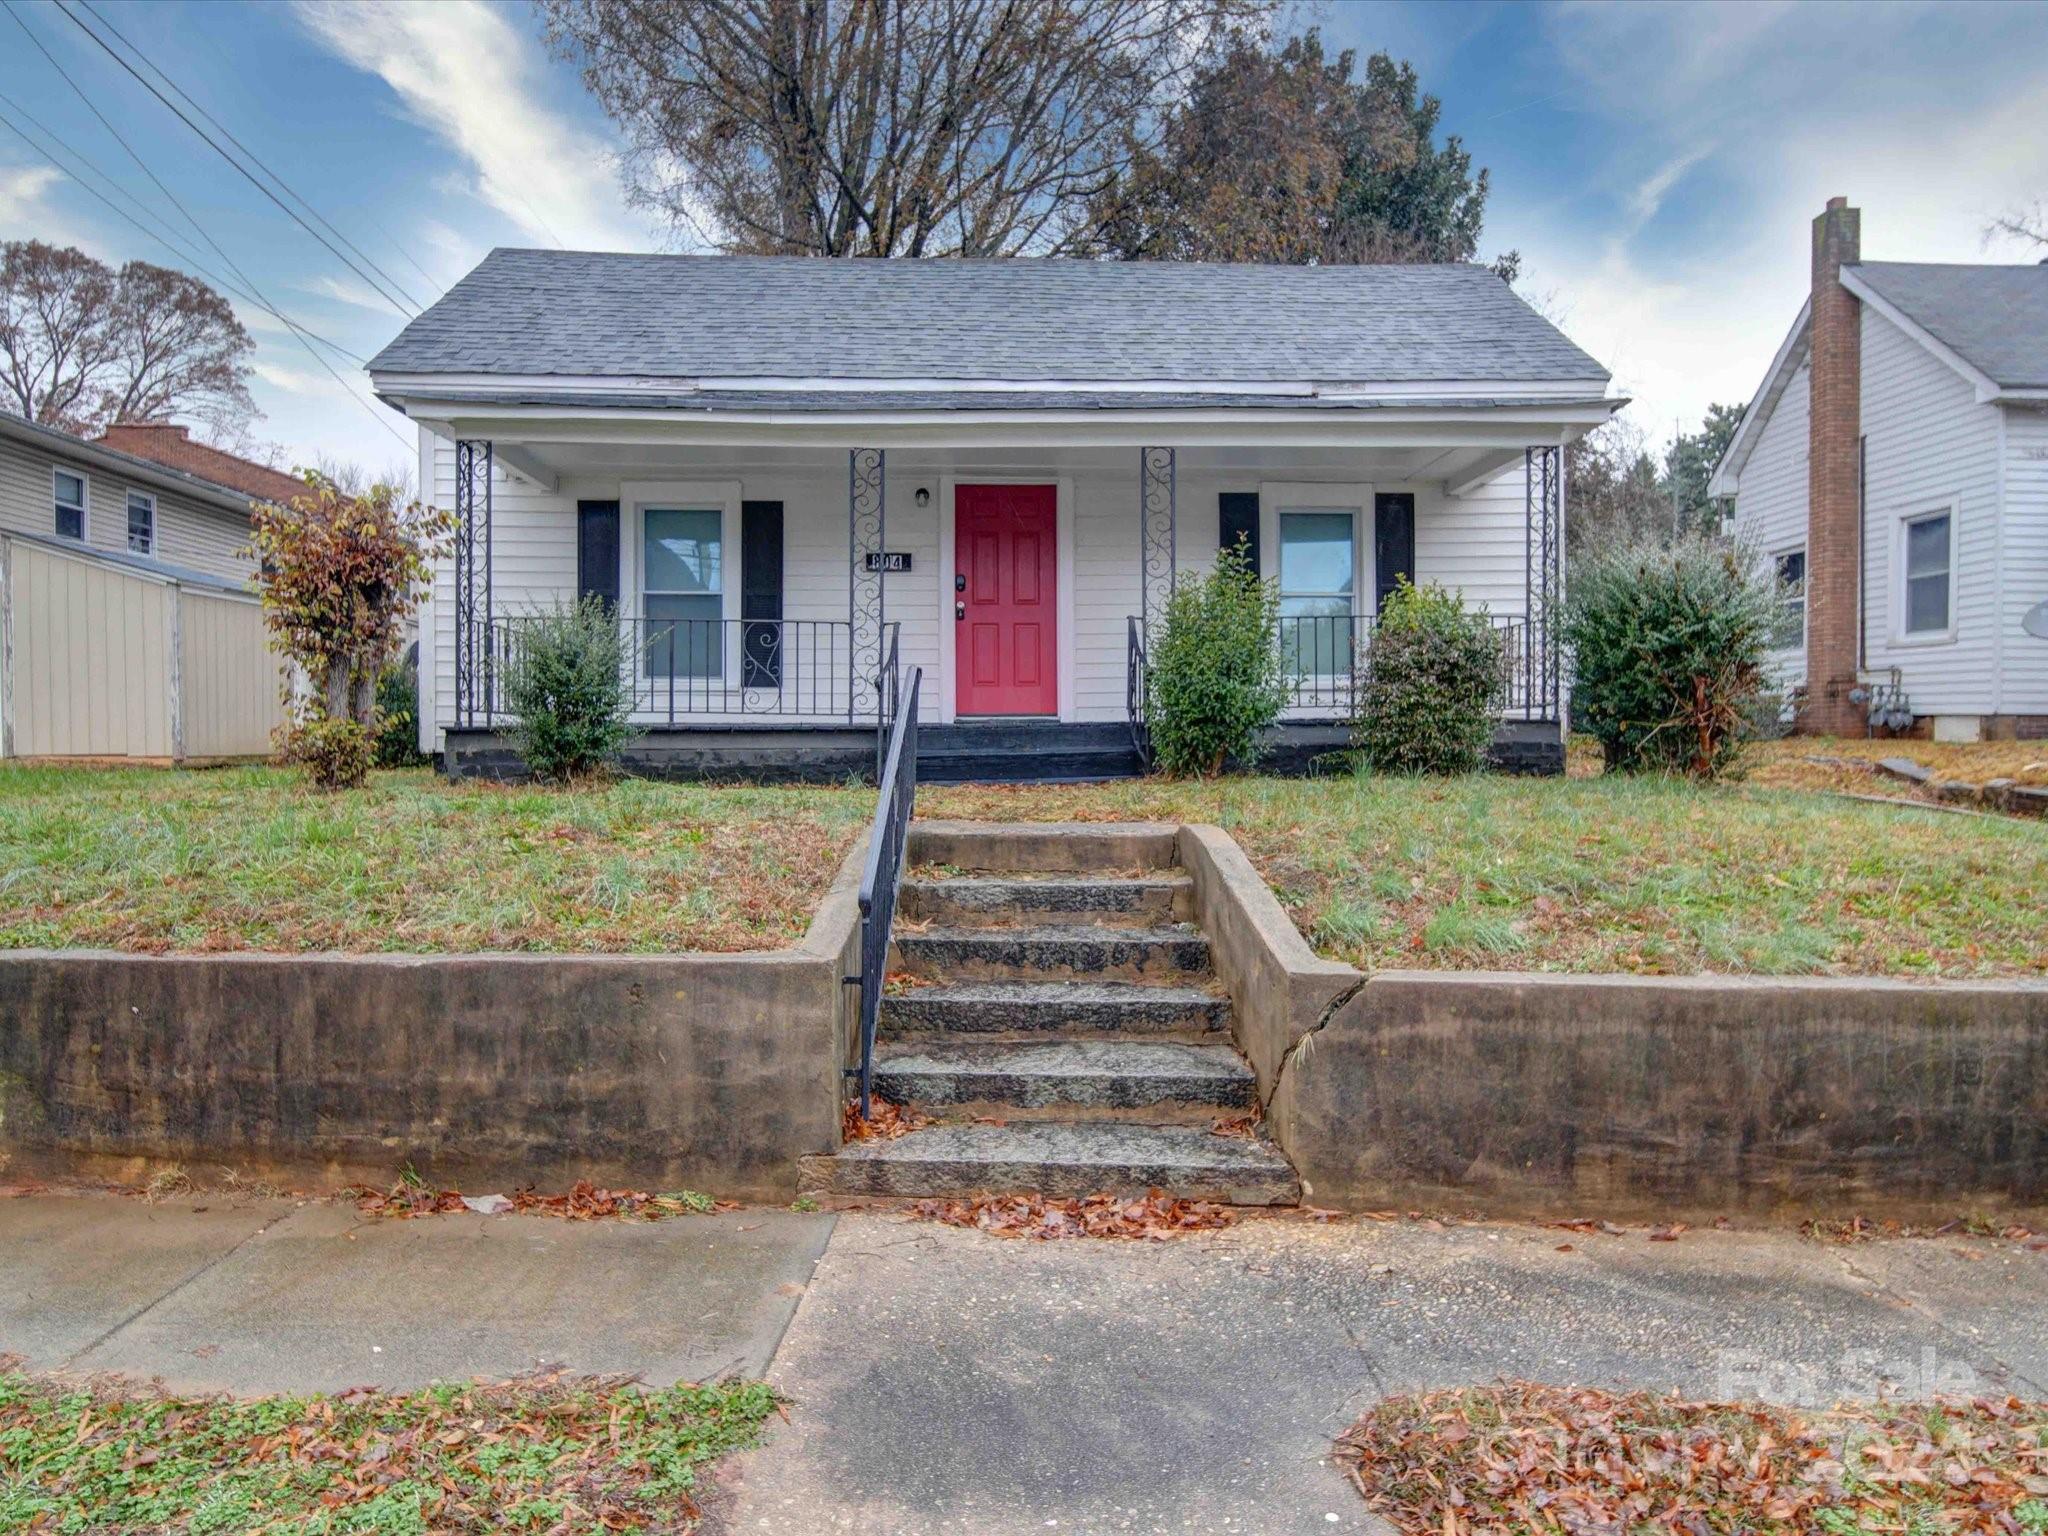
<box><xmin>1340</xmin><ymin>1382</ymin><xmax>2048</xmax><ymax>1535</ymax></box>
<box><xmin>1738</xmin><ymin>735</ymin><xmax>2048</xmax><ymax>797</ymax></box>
<box><xmin>917</xmin><ymin>771</ymin><xmax>2048</xmax><ymax>978</ymax></box>
<box><xmin>0</xmin><ymin>1364</ymin><xmax>777</xmax><ymax>1533</ymax></box>
<box><xmin>0</xmin><ymin>764</ymin><xmax>868</xmax><ymax>954</ymax></box>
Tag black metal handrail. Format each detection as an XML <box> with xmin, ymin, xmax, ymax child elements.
<box><xmin>846</xmin><ymin>665</ymin><xmax>920</xmax><ymax>1120</ymax></box>
<box><xmin>1123</xmin><ymin>611</ymin><xmax>1550</xmax><ymax>723</ymax></box>
<box><xmin>874</xmin><ymin>623</ymin><xmax>900</xmax><ymax>780</ymax></box>
<box><xmin>467</xmin><ymin>616</ymin><xmax>898</xmax><ymax>725</ymax></box>
<box><xmin>1125</xmin><ymin>614</ymin><xmax>1150</xmax><ymax>767</ymax></box>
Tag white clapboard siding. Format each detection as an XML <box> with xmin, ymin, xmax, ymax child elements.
<box><xmin>1859</xmin><ymin>306</ymin><xmax>2002</xmax><ymax>715</ymax></box>
<box><xmin>1732</xmin><ymin>359</ymin><xmax>1813</xmax><ymax>689</ymax></box>
<box><xmin>424</xmin><ymin>442</ymin><xmax>1542</xmax><ymax>732</ymax></box>
<box><xmin>1999</xmin><ymin>404</ymin><xmax>2048</xmax><ymax>715</ymax></box>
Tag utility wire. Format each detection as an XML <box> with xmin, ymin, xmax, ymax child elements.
<box><xmin>0</xmin><ymin>98</ymin><xmax>412</xmax><ymax>450</ymax></box>
<box><xmin>53</xmin><ymin>0</ymin><xmax>420</xmax><ymax>317</ymax></box>
<box><xmin>74</xmin><ymin>0</ymin><xmax>432</xmax><ymax>313</ymax></box>
<box><xmin>0</xmin><ymin>90</ymin><xmax>364</xmax><ymax>366</ymax></box>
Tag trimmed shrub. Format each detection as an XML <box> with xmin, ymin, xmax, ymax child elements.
<box><xmin>1562</xmin><ymin>536</ymin><xmax>1776</xmax><ymax>778</ymax></box>
<box><xmin>1144</xmin><ymin>544</ymin><xmax>1286</xmax><ymax>777</ymax></box>
<box><xmin>294</xmin><ymin>716</ymin><xmax>376</xmax><ymax>791</ymax></box>
<box><xmin>373</xmin><ymin>657</ymin><xmax>426</xmax><ymax>768</ymax></box>
<box><xmin>501</xmin><ymin>598</ymin><xmax>634</xmax><ymax>781</ymax></box>
<box><xmin>1353</xmin><ymin>580</ymin><xmax>1503</xmax><ymax>774</ymax></box>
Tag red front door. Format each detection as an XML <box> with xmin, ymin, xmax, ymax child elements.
<box><xmin>956</xmin><ymin>483</ymin><xmax>1057</xmax><ymax>716</ymax></box>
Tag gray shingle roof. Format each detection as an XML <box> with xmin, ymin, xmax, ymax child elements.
<box><xmin>408</xmin><ymin>387</ymin><xmax>1615</xmax><ymax>413</ymax></box>
<box><xmin>370</xmin><ymin>250</ymin><xmax>1609</xmax><ymax>387</ymax></box>
<box><xmin>1850</xmin><ymin>261</ymin><xmax>2048</xmax><ymax>388</ymax></box>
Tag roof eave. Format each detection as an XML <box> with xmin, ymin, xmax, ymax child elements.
<box><xmin>0</xmin><ymin>412</ymin><xmax>261</xmax><ymax>516</ymax></box>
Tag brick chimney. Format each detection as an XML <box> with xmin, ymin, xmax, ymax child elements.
<box><xmin>1802</xmin><ymin>197</ymin><xmax>1863</xmax><ymax>734</ymax></box>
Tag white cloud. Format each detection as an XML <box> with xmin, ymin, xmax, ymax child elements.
<box><xmin>252</xmin><ymin>359</ymin><xmax>331</xmax><ymax>394</ymax></box>
<box><xmin>0</xmin><ymin>163</ymin><xmax>65</xmax><ymax>226</ymax></box>
<box><xmin>294</xmin><ymin>0</ymin><xmax>652</xmax><ymax>252</ymax></box>
<box><xmin>297</xmin><ymin>271</ymin><xmax>408</xmax><ymax>315</ymax></box>
<box><xmin>1506</xmin><ymin>2</ymin><xmax>2048</xmax><ymax>446</ymax></box>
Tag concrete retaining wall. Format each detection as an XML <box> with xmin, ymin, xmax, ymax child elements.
<box><xmin>0</xmin><ymin>841</ymin><xmax>866</xmax><ymax>1201</ymax></box>
<box><xmin>1178</xmin><ymin>824</ymin><xmax>2048</xmax><ymax>1220</ymax></box>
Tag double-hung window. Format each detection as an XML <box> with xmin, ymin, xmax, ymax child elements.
<box><xmin>643</xmin><ymin>508</ymin><xmax>723</xmax><ymax>678</ymax></box>
<box><xmin>1771</xmin><ymin>548</ymin><xmax>1805</xmax><ymax>650</ymax></box>
<box><xmin>53</xmin><ymin>470</ymin><xmax>86</xmax><ymax>540</ymax></box>
<box><xmin>1900</xmin><ymin>509</ymin><xmax>1953</xmax><ymax>638</ymax></box>
<box><xmin>126</xmin><ymin>490</ymin><xmax>156</xmax><ymax>555</ymax></box>
<box><xmin>1277</xmin><ymin>510</ymin><xmax>1355</xmax><ymax>676</ymax></box>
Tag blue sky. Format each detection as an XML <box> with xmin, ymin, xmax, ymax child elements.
<box><xmin>3</xmin><ymin>0</ymin><xmax>2046</xmax><ymax>473</ymax></box>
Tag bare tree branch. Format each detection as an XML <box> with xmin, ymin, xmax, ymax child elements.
<box><xmin>539</xmin><ymin>0</ymin><xmax>1275</xmax><ymax>256</ymax></box>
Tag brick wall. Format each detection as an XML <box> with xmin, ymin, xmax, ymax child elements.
<box><xmin>1802</xmin><ymin>198</ymin><xmax>1865</xmax><ymax>735</ymax></box>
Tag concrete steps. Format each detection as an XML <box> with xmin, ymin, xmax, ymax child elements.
<box><xmin>829</xmin><ymin>820</ymin><xmax>1300</xmax><ymax>1206</ymax></box>
<box><xmin>899</xmin><ymin>875</ymin><xmax>1191</xmax><ymax>928</ymax></box>
<box><xmin>818</xmin><ymin>1121</ymin><xmax>1298</xmax><ymax>1205</ymax></box>
<box><xmin>881</xmin><ymin>980</ymin><xmax>1230</xmax><ymax>1039</ymax></box>
<box><xmin>872</xmin><ymin>1039</ymin><xmax>1256</xmax><ymax>1118</ymax></box>
<box><xmin>893</xmin><ymin>924</ymin><xmax>1211</xmax><ymax>982</ymax></box>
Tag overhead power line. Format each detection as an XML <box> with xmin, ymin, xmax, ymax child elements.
<box><xmin>53</xmin><ymin>0</ymin><xmax>421</xmax><ymax>318</ymax></box>
<box><xmin>0</xmin><ymin>95</ymin><xmax>411</xmax><ymax>450</ymax></box>
<box><xmin>74</xmin><ymin>0</ymin><xmax>433</xmax><ymax>314</ymax></box>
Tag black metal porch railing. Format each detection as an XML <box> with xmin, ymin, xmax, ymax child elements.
<box><xmin>846</xmin><ymin>664</ymin><xmax>920</xmax><ymax>1120</ymax></box>
<box><xmin>1125</xmin><ymin>611</ymin><xmax>1551</xmax><ymax>730</ymax></box>
<box><xmin>466</xmin><ymin>616</ymin><xmax>899</xmax><ymax>727</ymax></box>
<box><xmin>1125</xmin><ymin>615</ymin><xmax>1150</xmax><ymax>768</ymax></box>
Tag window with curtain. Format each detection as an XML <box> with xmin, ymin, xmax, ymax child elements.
<box><xmin>1278</xmin><ymin>509</ymin><xmax>1355</xmax><ymax>675</ymax></box>
<box><xmin>1901</xmin><ymin>511</ymin><xmax>1952</xmax><ymax>636</ymax></box>
<box><xmin>126</xmin><ymin>490</ymin><xmax>155</xmax><ymax>555</ymax></box>
<box><xmin>643</xmin><ymin>508</ymin><xmax>723</xmax><ymax>678</ymax></box>
<box><xmin>1771</xmin><ymin>548</ymin><xmax>1805</xmax><ymax>649</ymax></box>
<box><xmin>53</xmin><ymin>471</ymin><xmax>85</xmax><ymax>540</ymax></box>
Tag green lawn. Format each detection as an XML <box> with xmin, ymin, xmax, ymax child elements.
<box><xmin>0</xmin><ymin>1366</ymin><xmax>775</xmax><ymax>1533</ymax></box>
<box><xmin>919</xmin><ymin>773</ymin><xmax>2048</xmax><ymax>978</ymax></box>
<box><xmin>0</xmin><ymin>764</ymin><xmax>868</xmax><ymax>954</ymax></box>
<box><xmin>1</xmin><ymin>761</ymin><xmax>2041</xmax><ymax>977</ymax></box>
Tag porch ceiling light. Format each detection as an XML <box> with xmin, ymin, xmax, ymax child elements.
<box><xmin>914</xmin><ymin>486</ymin><xmax>931</xmax><ymax>508</ymax></box>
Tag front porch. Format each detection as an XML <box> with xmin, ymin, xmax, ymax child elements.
<box><xmin>426</xmin><ymin>426</ymin><xmax>1570</xmax><ymax>782</ymax></box>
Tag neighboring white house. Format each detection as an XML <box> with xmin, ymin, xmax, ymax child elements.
<box><xmin>1710</xmin><ymin>199</ymin><xmax>2048</xmax><ymax>741</ymax></box>
<box><xmin>0</xmin><ymin>411</ymin><xmax>288</xmax><ymax>761</ymax></box>
<box><xmin>369</xmin><ymin>253</ymin><xmax>1618</xmax><ymax>779</ymax></box>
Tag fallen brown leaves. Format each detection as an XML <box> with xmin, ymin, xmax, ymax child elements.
<box><xmin>1340</xmin><ymin>1383</ymin><xmax>2048</xmax><ymax>1535</ymax></box>
<box><xmin>842</xmin><ymin>1097</ymin><xmax>931</xmax><ymax>1142</ymax></box>
<box><xmin>348</xmin><ymin>1179</ymin><xmax>732</xmax><ymax>1221</ymax></box>
<box><xmin>907</xmin><ymin>1189</ymin><xmax>1236</xmax><ymax>1240</ymax></box>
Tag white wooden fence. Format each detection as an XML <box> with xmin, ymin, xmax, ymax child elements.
<box><xmin>0</xmin><ymin>533</ymin><xmax>285</xmax><ymax>761</ymax></box>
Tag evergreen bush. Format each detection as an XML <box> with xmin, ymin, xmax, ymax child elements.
<box><xmin>1352</xmin><ymin>580</ymin><xmax>1503</xmax><ymax>774</ymax></box>
<box><xmin>501</xmin><ymin>598</ymin><xmax>634</xmax><ymax>781</ymax></box>
<box><xmin>1144</xmin><ymin>545</ymin><xmax>1286</xmax><ymax>776</ymax></box>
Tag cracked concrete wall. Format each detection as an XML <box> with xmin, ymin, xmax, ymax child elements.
<box><xmin>0</xmin><ymin>841</ymin><xmax>869</xmax><ymax>1200</ymax></box>
<box><xmin>1270</xmin><ymin>970</ymin><xmax>2048</xmax><ymax>1220</ymax></box>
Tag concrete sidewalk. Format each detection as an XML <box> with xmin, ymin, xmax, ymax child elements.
<box><xmin>0</xmin><ymin>1191</ymin><xmax>833</xmax><ymax>1394</ymax></box>
<box><xmin>4</xmin><ymin>1192</ymin><xmax>2046</xmax><ymax>1535</ymax></box>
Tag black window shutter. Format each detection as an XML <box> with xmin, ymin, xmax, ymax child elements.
<box><xmin>576</xmin><ymin>501</ymin><xmax>620</xmax><ymax>613</ymax></box>
<box><xmin>1218</xmin><ymin>492</ymin><xmax>1260</xmax><ymax>578</ymax></box>
<box><xmin>741</xmin><ymin>500</ymin><xmax>784</xmax><ymax>688</ymax></box>
<box><xmin>1374</xmin><ymin>492</ymin><xmax>1415</xmax><ymax>611</ymax></box>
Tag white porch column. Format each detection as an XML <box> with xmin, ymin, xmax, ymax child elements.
<box><xmin>1139</xmin><ymin>445</ymin><xmax>1176</xmax><ymax>633</ymax></box>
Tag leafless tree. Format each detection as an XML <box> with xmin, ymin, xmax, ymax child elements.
<box><xmin>1989</xmin><ymin>201</ymin><xmax>2046</xmax><ymax>251</ymax></box>
<box><xmin>0</xmin><ymin>240</ymin><xmax>118</xmax><ymax>428</ymax></box>
<box><xmin>0</xmin><ymin>240</ymin><xmax>255</xmax><ymax>437</ymax></box>
<box><xmin>539</xmin><ymin>0</ymin><xmax>1276</xmax><ymax>256</ymax></box>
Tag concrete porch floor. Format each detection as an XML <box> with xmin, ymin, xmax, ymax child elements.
<box><xmin>2</xmin><ymin>1191</ymin><xmax>2045</xmax><ymax>1534</ymax></box>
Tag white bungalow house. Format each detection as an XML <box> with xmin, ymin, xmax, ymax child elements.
<box><xmin>1710</xmin><ymin>199</ymin><xmax>2048</xmax><ymax>741</ymax></box>
<box><xmin>369</xmin><ymin>253</ymin><xmax>1616</xmax><ymax>780</ymax></box>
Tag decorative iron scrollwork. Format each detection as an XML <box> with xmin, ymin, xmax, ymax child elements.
<box><xmin>1140</xmin><ymin>446</ymin><xmax>1176</xmax><ymax>633</ymax></box>
<box><xmin>849</xmin><ymin>448</ymin><xmax>885</xmax><ymax>717</ymax></box>
<box><xmin>453</xmin><ymin>439</ymin><xmax>492</xmax><ymax>725</ymax></box>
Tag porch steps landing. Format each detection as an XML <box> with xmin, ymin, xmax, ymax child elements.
<box><xmin>916</xmin><ymin>721</ymin><xmax>1143</xmax><ymax>784</ymax></box>
<box><xmin>808</xmin><ymin>830</ymin><xmax>1299</xmax><ymax>1206</ymax></box>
